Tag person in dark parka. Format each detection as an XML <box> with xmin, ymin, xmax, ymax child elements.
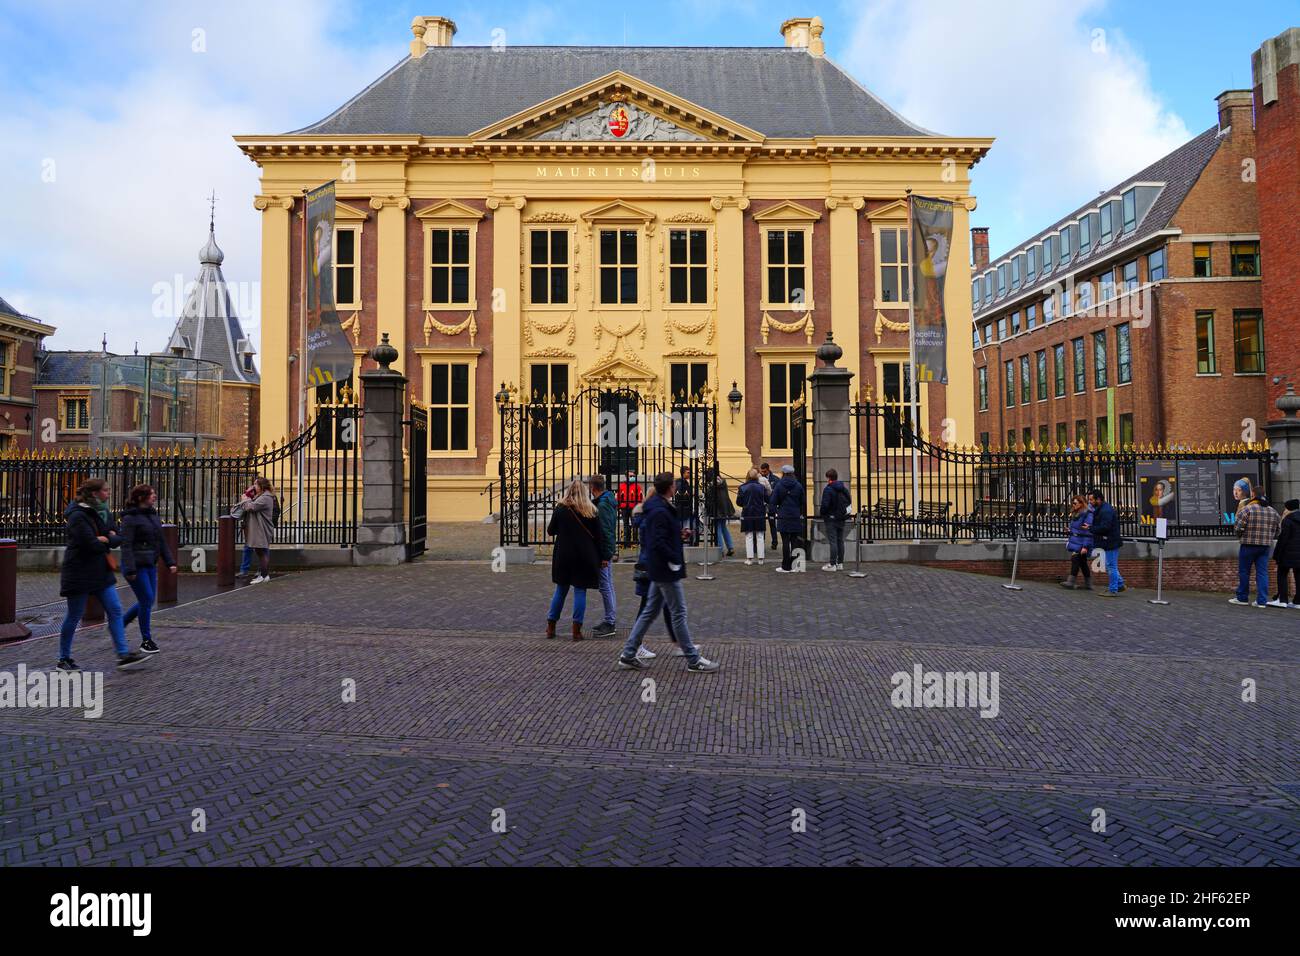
<box><xmin>1271</xmin><ymin>498</ymin><xmax>1300</xmax><ymax>607</ymax></box>
<box><xmin>546</xmin><ymin>479</ymin><xmax>604</xmax><ymax>641</ymax></box>
<box><xmin>769</xmin><ymin>464</ymin><xmax>806</xmax><ymax>572</ymax></box>
<box><xmin>736</xmin><ymin>468</ymin><xmax>769</xmax><ymax>565</ymax></box>
<box><xmin>119</xmin><ymin>483</ymin><xmax>178</xmax><ymax>654</ymax></box>
<box><xmin>818</xmin><ymin>468</ymin><xmax>852</xmax><ymax>571</ymax></box>
<box><xmin>57</xmin><ymin>478</ymin><xmax>146</xmax><ymax>671</ymax></box>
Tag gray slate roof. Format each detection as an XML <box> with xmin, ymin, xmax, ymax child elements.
<box><xmin>974</xmin><ymin>125</ymin><xmax>1223</xmax><ymax>319</ymax></box>
<box><xmin>165</xmin><ymin>227</ymin><xmax>259</xmax><ymax>384</ymax></box>
<box><xmin>291</xmin><ymin>47</ymin><xmax>933</xmax><ymax>138</ymax></box>
<box><xmin>38</xmin><ymin>351</ymin><xmax>107</xmax><ymax>386</ymax></box>
<box><xmin>0</xmin><ymin>295</ymin><xmax>20</xmax><ymax>317</ymax></box>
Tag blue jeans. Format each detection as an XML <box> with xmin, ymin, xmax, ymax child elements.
<box><xmin>596</xmin><ymin>564</ymin><xmax>616</xmax><ymax>626</ymax></box>
<box><xmin>1237</xmin><ymin>545</ymin><xmax>1271</xmax><ymax>605</ymax></box>
<box><xmin>826</xmin><ymin>518</ymin><xmax>847</xmax><ymax>565</ymax></box>
<box><xmin>548</xmin><ymin>583</ymin><xmax>587</xmax><ymax>624</ymax></box>
<box><xmin>714</xmin><ymin>519</ymin><xmax>733</xmax><ymax>556</ymax></box>
<box><xmin>621</xmin><ymin>578</ymin><xmax>699</xmax><ymax>665</ymax></box>
<box><xmin>123</xmin><ymin>564</ymin><xmax>157</xmax><ymax>641</ymax></box>
<box><xmin>60</xmin><ymin>585</ymin><xmax>128</xmax><ymax>659</ymax></box>
<box><xmin>1102</xmin><ymin>548</ymin><xmax>1125</xmax><ymax>593</ymax></box>
<box><xmin>239</xmin><ymin>545</ymin><xmax>252</xmax><ymax>575</ymax></box>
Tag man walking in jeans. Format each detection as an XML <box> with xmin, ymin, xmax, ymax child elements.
<box><xmin>589</xmin><ymin>475</ymin><xmax>618</xmax><ymax>637</ymax></box>
<box><xmin>1087</xmin><ymin>489</ymin><xmax>1126</xmax><ymax>595</ymax></box>
<box><xmin>618</xmin><ymin>472</ymin><xmax>718</xmax><ymax>673</ymax></box>
<box><xmin>1229</xmin><ymin>478</ymin><xmax>1281</xmax><ymax>607</ymax></box>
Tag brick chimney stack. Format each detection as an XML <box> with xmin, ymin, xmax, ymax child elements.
<box><xmin>971</xmin><ymin>227</ymin><xmax>990</xmax><ymax>271</ymax></box>
<box><xmin>1216</xmin><ymin>89</ymin><xmax>1254</xmax><ymax>136</ymax></box>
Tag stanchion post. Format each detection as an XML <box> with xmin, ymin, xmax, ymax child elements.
<box><xmin>849</xmin><ymin>510</ymin><xmax>866</xmax><ymax>578</ymax></box>
<box><xmin>0</xmin><ymin>539</ymin><xmax>31</xmax><ymax>642</ymax></box>
<box><xmin>158</xmin><ymin>523</ymin><xmax>180</xmax><ymax>604</ymax></box>
<box><xmin>217</xmin><ymin>515</ymin><xmax>236</xmax><ymax>588</ymax></box>
<box><xmin>1148</xmin><ymin>538</ymin><xmax>1170</xmax><ymax>606</ymax></box>
<box><xmin>1002</xmin><ymin>527</ymin><xmax>1024</xmax><ymax>591</ymax></box>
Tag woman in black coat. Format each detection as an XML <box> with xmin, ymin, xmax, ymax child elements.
<box><xmin>736</xmin><ymin>468</ymin><xmax>769</xmax><ymax>565</ymax></box>
<box><xmin>120</xmin><ymin>483</ymin><xmax>178</xmax><ymax>654</ymax></box>
<box><xmin>57</xmin><ymin>478</ymin><xmax>145</xmax><ymax>671</ymax></box>
<box><xmin>546</xmin><ymin>479</ymin><xmax>604</xmax><ymax>641</ymax></box>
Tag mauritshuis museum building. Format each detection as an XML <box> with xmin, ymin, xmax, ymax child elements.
<box><xmin>237</xmin><ymin>14</ymin><xmax>991</xmax><ymax>520</ymax></box>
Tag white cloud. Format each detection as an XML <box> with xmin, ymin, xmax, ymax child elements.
<box><xmin>839</xmin><ymin>0</ymin><xmax>1191</xmax><ymax>256</ymax></box>
<box><xmin>0</xmin><ymin>0</ymin><xmax>397</xmax><ymax>355</ymax></box>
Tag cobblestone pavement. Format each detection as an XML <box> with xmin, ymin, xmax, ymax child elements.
<box><xmin>1</xmin><ymin>562</ymin><xmax>1296</xmax><ymax>866</ymax></box>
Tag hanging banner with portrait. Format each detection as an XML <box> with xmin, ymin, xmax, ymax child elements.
<box><xmin>908</xmin><ymin>194</ymin><xmax>953</xmax><ymax>385</ymax></box>
<box><xmin>304</xmin><ymin>181</ymin><xmax>354</xmax><ymax>388</ymax></box>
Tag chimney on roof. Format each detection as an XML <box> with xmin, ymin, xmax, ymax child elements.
<box><xmin>971</xmin><ymin>227</ymin><xmax>990</xmax><ymax>271</ymax></box>
<box><xmin>781</xmin><ymin>16</ymin><xmax>825</xmax><ymax>57</ymax></box>
<box><xmin>410</xmin><ymin>15</ymin><xmax>456</xmax><ymax>57</ymax></box>
<box><xmin>1216</xmin><ymin>89</ymin><xmax>1253</xmax><ymax>135</ymax></box>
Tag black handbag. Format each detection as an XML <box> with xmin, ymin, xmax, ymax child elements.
<box><xmin>632</xmin><ymin>562</ymin><xmax>650</xmax><ymax>584</ymax></box>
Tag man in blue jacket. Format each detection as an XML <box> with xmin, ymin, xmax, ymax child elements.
<box><xmin>618</xmin><ymin>472</ymin><xmax>719</xmax><ymax>673</ymax></box>
<box><xmin>588</xmin><ymin>475</ymin><xmax>619</xmax><ymax>637</ymax></box>
<box><xmin>1087</xmin><ymin>488</ymin><xmax>1126</xmax><ymax>595</ymax></box>
<box><xmin>769</xmin><ymin>464</ymin><xmax>806</xmax><ymax>573</ymax></box>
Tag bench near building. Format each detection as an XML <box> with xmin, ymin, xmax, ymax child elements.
<box><xmin>237</xmin><ymin>14</ymin><xmax>992</xmax><ymax>522</ymax></box>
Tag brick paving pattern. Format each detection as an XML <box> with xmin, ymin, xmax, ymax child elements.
<box><xmin>1</xmin><ymin>561</ymin><xmax>1296</xmax><ymax>866</ymax></box>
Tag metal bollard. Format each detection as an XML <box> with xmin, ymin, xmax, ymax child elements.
<box><xmin>849</xmin><ymin>511</ymin><xmax>867</xmax><ymax>578</ymax></box>
<box><xmin>1001</xmin><ymin>529</ymin><xmax>1024</xmax><ymax>591</ymax></box>
<box><xmin>158</xmin><ymin>523</ymin><xmax>180</xmax><ymax>603</ymax></box>
<box><xmin>217</xmin><ymin>515</ymin><xmax>237</xmax><ymax>587</ymax></box>
<box><xmin>0</xmin><ymin>539</ymin><xmax>31</xmax><ymax>642</ymax></box>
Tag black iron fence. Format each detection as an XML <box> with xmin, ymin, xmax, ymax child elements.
<box><xmin>0</xmin><ymin>402</ymin><xmax>361</xmax><ymax>548</ymax></box>
<box><xmin>852</xmin><ymin>403</ymin><xmax>1273</xmax><ymax>543</ymax></box>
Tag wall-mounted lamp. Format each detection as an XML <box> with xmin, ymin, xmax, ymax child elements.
<box><xmin>727</xmin><ymin>380</ymin><xmax>743</xmax><ymax>424</ymax></box>
<box><xmin>495</xmin><ymin>381</ymin><xmax>511</xmax><ymax>411</ymax></box>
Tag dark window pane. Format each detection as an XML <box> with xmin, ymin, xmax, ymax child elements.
<box><xmin>768</xmin><ymin>230</ymin><xmax>785</xmax><ymax>265</ymax></box>
<box><xmin>552</xmin><ymin>365</ymin><xmax>568</xmax><ymax>402</ymax></box>
<box><xmin>600</xmin><ymin>267</ymin><xmax>617</xmax><ymax>303</ymax></box>
<box><xmin>431</xmin><ymin>268</ymin><xmax>449</xmax><ymax>303</ymax></box>
<box><xmin>530</xmin><ymin>364</ymin><xmax>548</xmax><ymax>403</ymax></box>
<box><xmin>451</xmin><ymin>408</ymin><xmax>469</xmax><ymax>450</ymax></box>
<box><xmin>430</xmin><ymin>229</ymin><xmax>449</xmax><ymax>264</ymax></box>
<box><xmin>552</xmin><ymin>408</ymin><xmax>568</xmax><ymax>449</ymax></box>
<box><xmin>451</xmin><ymin>266</ymin><xmax>469</xmax><ymax>303</ymax></box>
<box><xmin>530</xmin><ymin>231</ymin><xmax>547</xmax><ymax>264</ymax></box>
<box><xmin>770</xmin><ymin>362</ymin><xmax>786</xmax><ymax>403</ymax></box>
<box><xmin>531</xmin><ymin>267</ymin><xmax>549</xmax><ymax>304</ymax></box>
<box><xmin>337</xmin><ymin>229</ymin><xmax>355</xmax><ymax>264</ymax></box>
<box><xmin>430</xmin><ymin>364</ymin><xmax>449</xmax><ymax>404</ymax></box>
<box><xmin>620</xmin><ymin>267</ymin><xmax>637</xmax><ymax>303</ymax></box>
<box><xmin>883</xmin><ymin>363</ymin><xmax>900</xmax><ymax>403</ymax></box>
<box><xmin>788</xmin><ymin>268</ymin><xmax>805</xmax><ymax>305</ymax></box>
<box><xmin>430</xmin><ymin>408</ymin><xmax>449</xmax><ymax>451</ymax></box>
<box><xmin>768</xmin><ymin>267</ymin><xmax>785</xmax><ymax>303</ymax></box>
<box><xmin>671</xmin><ymin>364</ymin><xmax>687</xmax><ymax>400</ymax></box>
<box><xmin>787</xmin><ymin>230</ymin><xmax>805</xmax><ymax>264</ymax></box>
<box><xmin>670</xmin><ymin>230</ymin><xmax>687</xmax><ymax>264</ymax></box>
<box><xmin>336</xmin><ymin>269</ymin><xmax>354</xmax><ymax>304</ymax></box>
<box><xmin>690</xmin><ymin>363</ymin><xmax>707</xmax><ymax>398</ymax></box>
<box><xmin>550</xmin><ymin>267</ymin><xmax>567</xmax><ymax>304</ymax></box>
<box><xmin>451</xmin><ymin>229</ymin><xmax>469</xmax><ymax>263</ymax></box>
<box><xmin>689</xmin><ymin>229</ymin><xmax>706</xmax><ymax>263</ymax></box>
<box><xmin>620</xmin><ymin>229</ymin><xmax>637</xmax><ymax>263</ymax></box>
<box><xmin>790</xmin><ymin>364</ymin><xmax>806</xmax><ymax>401</ymax></box>
<box><xmin>689</xmin><ymin>267</ymin><xmax>707</xmax><ymax>303</ymax></box>
<box><xmin>670</xmin><ymin>269</ymin><xmax>687</xmax><ymax>303</ymax></box>
<box><xmin>770</xmin><ymin>407</ymin><xmax>788</xmax><ymax>450</ymax></box>
<box><xmin>882</xmin><ymin>268</ymin><xmax>900</xmax><ymax>302</ymax></box>
<box><xmin>450</xmin><ymin>363</ymin><xmax>469</xmax><ymax>404</ymax></box>
<box><xmin>551</xmin><ymin>230</ymin><xmax>567</xmax><ymax>263</ymax></box>
<box><xmin>881</xmin><ymin>229</ymin><xmax>897</xmax><ymax>263</ymax></box>
<box><xmin>600</xmin><ymin>230</ymin><xmax>616</xmax><ymax>264</ymax></box>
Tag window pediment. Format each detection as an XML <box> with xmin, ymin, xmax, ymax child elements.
<box><xmin>581</xmin><ymin>200</ymin><xmax>657</xmax><ymax>227</ymax></box>
<box><xmin>752</xmin><ymin>201</ymin><xmax>822</xmax><ymax>223</ymax></box>
<box><xmin>334</xmin><ymin>201</ymin><xmax>370</xmax><ymax>222</ymax></box>
<box><xmin>414</xmin><ymin>199</ymin><xmax>485</xmax><ymax>222</ymax></box>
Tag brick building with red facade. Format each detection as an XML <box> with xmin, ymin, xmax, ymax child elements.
<box><xmin>0</xmin><ymin>296</ymin><xmax>57</xmax><ymax>451</ymax></box>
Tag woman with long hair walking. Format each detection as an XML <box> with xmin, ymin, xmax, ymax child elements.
<box><xmin>57</xmin><ymin>478</ymin><xmax>146</xmax><ymax>671</ymax></box>
<box><xmin>546</xmin><ymin>478</ymin><xmax>604</xmax><ymax>641</ymax></box>
<box><xmin>120</xmin><ymin>483</ymin><xmax>178</xmax><ymax>653</ymax></box>
<box><xmin>233</xmin><ymin>477</ymin><xmax>278</xmax><ymax>584</ymax></box>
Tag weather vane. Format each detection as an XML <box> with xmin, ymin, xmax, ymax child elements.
<box><xmin>207</xmin><ymin>190</ymin><xmax>217</xmax><ymax>231</ymax></box>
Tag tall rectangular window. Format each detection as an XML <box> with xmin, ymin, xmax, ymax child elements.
<box><xmin>1078</xmin><ymin>216</ymin><xmax>1091</xmax><ymax>255</ymax></box>
<box><xmin>877</xmin><ymin>227</ymin><xmax>909</xmax><ymax>304</ymax></box>
<box><xmin>1011</xmin><ymin>311</ymin><xmax>1021</xmax><ymax>335</ymax></box>
<box><xmin>978</xmin><ymin>366</ymin><xmax>988</xmax><ymax>411</ymax></box>
<box><xmin>529</xmin><ymin>229</ymin><xmax>569</xmax><ymax>305</ymax></box>
<box><xmin>1118</xmin><ymin>413</ymin><xmax>1134</xmax><ymax>449</ymax></box>
<box><xmin>1100</xmin><ymin>203</ymin><xmax>1113</xmax><ymax>243</ymax></box>
<box><xmin>670</xmin><ymin>362</ymin><xmax>709</xmax><ymax>405</ymax></box>
<box><xmin>1075</xmin><ymin>419</ymin><xmax>1088</xmax><ymax>446</ymax></box>
<box><xmin>669</xmin><ymin>228</ymin><xmax>708</xmax><ymax>304</ymax></box>
<box><xmin>1077</xmin><ymin>279</ymin><xmax>1093</xmax><ymax>313</ymax></box>
<box><xmin>997</xmin><ymin>264</ymin><xmax>1007</xmax><ymax>296</ymax></box>
<box><xmin>983</xmin><ymin>274</ymin><xmax>993</xmax><ymax>304</ymax></box>
<box><xmin>528</xmin><ymin>363</ymin><xmax>569</xmax><ymax>451</ymax></box>
<box><xmin>600</xmin><ymin>228</ymin><xmax>639</xmax><ymax>304</ymax></box>
<box><xmin>1039</xmin><ymin>424</ymin><xmax>1050</xmax><ymax>448</ymax></box>
<box><xmin>1026</xmin><ymin>304</ymin><xmax>1038</xmax><ymax>330</ymax></box>
<box><xmin>1036</xmin><ymin>350</ymin><xmax>1048</xmax><ymax>401</ymax></box>
<box><xmin>62</xmin><ymin>395</ymin><xmax>90</xmax><ymax>431</ymax></box>
<box><xmin>1193</xmin><ymin>243</ymin><xmax>1212</xmax><ymax>277</ymax></box>
<box><xmin>1058</xmin><ymin>228</ymin><xmax>1071</xmax><ymax>264</ymax></box>
<box><xmin>1116</xmin><ymin>323</ymin><xmax>1132</xmax><ymax>384</ymax></box>
<box><xmin>1007</xmin><ymin>430</ymin><xmax>1016</xmax><ymax>450</ymax></box>
<box><xmin>1019</xmin><ymin>354</ymin><xmax>1031</xmax><ymax>404</ymax></box>
<box><xmin>1011</xmin><ymin>256</ymin><xmax>1021</xmax><ymax>289</ymax></box>
<box><xmin>0</xmin><ymin>341</ymin><xmax>8</xmax><ymax>395</ymax></box>
<box><xmin>1147</xmin><ymin>247</ymin><xmax>1166</xmax><ymax>282</ymax></box>
<box><xmin>1229</xmin><ymin>241</ymin><xmax>1260</xmax><ymax>277</ymax></box>
<box><xmin>1099</xmin><ymin>269</ymin><xmax>1116</xmax><ymax>303</ymax></box>
<box><xmin>1122</xmin><ymin>189</ymin><xmax>1137</xmax><ymax>232</ymax></box>
<box><xmin>1004</xmin><ymin>359</ymin><xmax>1015</xmax><ymax>408</ymax></box>
<box><xmin>1093</xmin><ymin>330</ymin><xmax>1108</xmax><ymax>389</ymax></box>
<box><xmin>1044</xmin><ymin>293</ymin><xmax>1056</xmax><ymax>323</ymax></box>
<box><xmin>1027</xmin><ymin>246</ymin><xmax>1037</xmax><ymax>281</ymax></box>
<box><xmin>767</xmin><ymin>361</ymin><xmax>808</xmax><ymax>450</ymax></box>
<box><xmin>767</xmin><ymin>229</ymin><xmax>809</xmax><ymax>306</ymax></box>
<box><xmin>1122</xmin><ymin>260</ymin><xmax>1139</xmax><ymax>292</ymax></box>
<box><xmin>428</xmin><ymin>362</ymin><xmax>471</xmax><ymax>453</ymax></box>
<box><xmin>334</xmin><ymin>226</ymin><xmax>359</xmax><ymax>308</ymax></box>
<box><xmin>1072</xmin><ymin>337</ymin><xmax>1086</xmax><ymax>393</ymax></box>
<box><xmin>1043</xmin><ymin>236</ymin><xmax>1054</xmax><ymax>272</ymax></box>
<box><xmin>997</xmin><ymin>317</ymin><xmax>1008</xmax><ymax>340</ymax></box>
<box><xmin>1233</xmin><ymin>310</ymin><xmax>1265</xmax><ymax>373</ymax></box>
<box><xmin>1023</xmin><ymin>427</ymin><xmax>1033</xmax><ymax>450</ymax></box>
<box><xmin>1054</xmin><ymin>343</ymin><xmax>1066</xmax><ymax>397</ymax></box>
<box><xmin>1195</xmin><ymin>311</ymin><xmax>1217</xmax><ymax>374</ymax></box>
<box><xmin>1056</xmin><ymin>422</ymin><xmax>1068</xmax><ymax>448</ymax></box>
<box><xmin>881</xmin><ymin>361</ymin><xmax>917</xmax><ymax>449</ymax></box>
<box><xmin>1097</xmin><ymin>416</ymin><xmax>1110</xmax><ymax>449</ymax></box>
<box><xmin>428</xmin><ymin>227</ymin><xmax>472</xmax><ymax>305</ymax></box>
<box><xmin>314</xmin><ymin>376</ymin><xmax>356</xmax><ymax>451</ymax></box>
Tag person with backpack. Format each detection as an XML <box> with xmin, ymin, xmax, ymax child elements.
<box><xmin>707</xmin><ymin>465</ymin><xmax>736</xmax><ymax>560</ymax></box>
<box><xmin>1271</xmin><ymin>498</ymin><xmax>1300</xmax><ymax>609</ymax></box>
<box><xmin>1087</xmin><ymin>488</ymin><xmax>1125</xmax><ymax>595</ymax></box>
<box><xmin>545</xmin><ymin>479</ymin><xmax>604</xmax><ymax>641</ymax></box>
<box><xmin>1229</xmin><ymin>478</ymin><xmax>1281</xmax><ymax>608</ymax></box>
<box><xmin>56</xmin><ymin>478</ymin><xmax>146</xmax><ymax>672</ymax></box>
<box><xmin>119</xmin><ymin>483</ymin><xmax>178</xmax><ymax>654</ymax></box>
<box><xmin>1060</xmin><ymin>494</ymin><xmax>1094</xmax><ymax>590</ymax></box>
<box><xmin>588</xmin><ymin>475</ymin><xmax>619</xmax><ymax>637</ymax></box>
<box><xmin>736</xmin><ymin>468</ymin><xmax>769</xmax><ymax>565</ymax></box>
<box><xmin>819</xmin><ymin>468</ymin><xmax>852</xmax><ymax>571</ymax></box>
<box><xmin>769</xmin><ymin>465</ymin><xmax>805</xmax><ymax>573</ymax></box>
<box><xmin>232</xmin><ymin>476</ymin><xmax>278</xmax><ymax>584</ymax></box>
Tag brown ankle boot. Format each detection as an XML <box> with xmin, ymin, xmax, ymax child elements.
<box><xmin>545</xmin><ymin>619</ymin><xmax>557</xmax><ymax>639</ymax></box>
<box><xmin>571</xmin><ymin>621</ymin><xmax>584</xmax><ymax>641</ymax></box>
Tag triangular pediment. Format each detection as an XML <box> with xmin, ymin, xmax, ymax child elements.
<box><xmin>580</xmin><ymin>200</ymin><xmax>656</xmax><ymax>224</ymax></box>
<box><xmin>752</xmin><ymin>200</ymin><xmax>823</xmax><ymax>223</ymax></box>
<box><xmin>470</xmin><ymin>71</ymin><xmax>762</xmax><ymax>144</ymax></box>
<box><xmin>866</xmin><ymin>198</ymin><xmax>909</xmax><ymax>221</ymax></box>
<box><xmin>335</xmin><ymin>201</ymin><xmax>370</xmax><ymax>221</ymax></box>
<box><xmin>582</xmin><ymin>351</ymin><xmax>657</xmax><ymax>383</ymax></box>
<box><xmin>413</xmin><ymin>199</ymin><xmax>485</xmax><ymax>221</ymax></box>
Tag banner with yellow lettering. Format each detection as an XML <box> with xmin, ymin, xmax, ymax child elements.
<box><xmin>909</xmin><ymin>194</ymin><xmax>953</xmax><ymax>385</ymax></box>
<box><xmin>304</xmin><ymin>181</ymin><xmax>354</xmax><ymax>388</ymax></box>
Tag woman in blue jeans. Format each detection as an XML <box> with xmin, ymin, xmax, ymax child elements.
<box><xmin>545</xmin><ymin>479</ymin><xmax>604</xmax><ymax>641</ymax></box>
<box><xmin>120</xmin><ymin>483</ymin><xmax>178</xmax><ymax>654</ymax></box>
<box><xmin>57</xmin><ymin>478</ymin><xmax>146</xmax><ymax>671</ymax></box>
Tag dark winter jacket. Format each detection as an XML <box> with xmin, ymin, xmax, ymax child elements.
<box><xmin>1090</xmin><ymin>501</ymin><xmax>1123</xmax><ymax>552</ymax></box>
<box><xmin>1275</xmin><ymin>512</ymin><xmax>1300</xmax><ymax>566</ymax></box>
<box><xmin>593</xmin><ymin>490</ymin><xmax>618</xmax><ymax>560</ymax></box>
<box><xmin>632</xmin><ymin>507</ymin><xmax>651</xmax><ymax>598</ymax></box>
<box><xmin>672</xmin><ymin>476</ymin><xmax>695</xmax><ymax>520</ymax></box>
<box><xmin>118</xmin><ymin>505</ymin><xmax>176</xmax><ymax>577</ymax></box>
<box><xmin>1066</xmin><ymin>507</ymin><xmax>1094</xmax><ymax>554</ymax></box>
<box><xmin>547</xmin><ymin>503</ymin><xmax>603</xmax><ymax>590</ymax></box>
<box><xmin>59</xmin><ymin>501</ymin><xmax>120</xmax><ymax>597</ymax></box>
<box><xmin>736</xmin><ymin>479</ymin><xmax>769</xmax><ymax>534</ymax></box>
<box><xmin>640</xmin><ymin>493</ymin><xmax>687</xmax><ymax>583</ymax></box>
<box><xmin>769</xmin><ymin>475</ymin><xmax>805</xmax><ymax>534</ymax></box>
<box><xmin>709</xmin><ymin>476</ymin><xmax>735</xmax><ymax>520</ymax></box>
<box><xmin>819</xmin><ymin>481</ymin><xmax>852</xmax><ymax>522</ymax></box>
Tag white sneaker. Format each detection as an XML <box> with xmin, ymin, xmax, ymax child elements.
<box><xmin>775</xmin><ymin>567</ymin><xmax>792</xmax><ymax>573</ymax></box>
<box><xmin>1227</xmin><ymin>598</ymin><xmax>1250</xmax><ymax>606</ymax></box>
<box><xmin>250</xmin><ymin>574</ymin><xmax>269</xmax><ymax>584</ymax></box>
<box><xmin>757</xmin><ymin>559</ymin><xmax>765</xmax><ymax>565</ymax></box>
<box><xmin>1290</xmin><ymin>603</ymin><xmax>1300</xmax><ymax>609</ymax></box>
<box><xmin>1266</xmin><ymin>599</ymin><xmax>1288</xmax><ymax>608</ymax></box>
<box><xmin>636</xmin><ymin>645</ymin><xmax>656</xmax><ymax>660</ymax></box>
<box><xmin>672</xmin><ymin>645</ymin><xmax>702</xmax><ymax>657</ymax></box>
<box><xmin>821</xmin><ymin>563</ymin><xmax>835</xmax><ymax>571</ymax></box>
<box><xmin>744</xmin><ymin>559</ymin><xmax>753</xmax><ymax>566</ymax></box>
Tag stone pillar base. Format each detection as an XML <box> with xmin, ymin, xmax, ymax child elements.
<box><xmin>354</xmin><ymin>522</ymin><xmax>407</xmax><ymax>566</ymax></box>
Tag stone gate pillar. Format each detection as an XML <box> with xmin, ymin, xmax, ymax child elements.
<box><xmin>1265</xmin><ymin>383</ymin><xmax>1300</xmax><ymax>508</ymax></box>
<box><xmin>355</xmin><ymin>333</ymin><xmax>408</xmax><ymax>566</ymax></box>
<box><xmin>809</xmin><ymin>332</ymin><xmax>854</xmax><ymax>561</ymax></box>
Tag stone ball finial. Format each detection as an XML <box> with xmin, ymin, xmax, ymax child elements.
<box><xmin>817</xmin><ymin>330</ymin><xmax>842</xmax><ymax>368</ymax></box>
<box><xmin>371</xmin><ymin>331</ymin><xmax>399</xmax><ymax>372</ymax></box>
<box><xmin>1278</xmin><ymin>381</ymin><xmax>1300</xmax><ymax>420</ymax></box>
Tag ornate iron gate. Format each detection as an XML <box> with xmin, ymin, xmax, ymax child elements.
<box><xmin>407</xmin><ymin>403</ymin><xmax>428</xmax><ymax>559</ymax></box>
<box><xmin>790</xmin><ymin>395</ymin><xmax>810</xmax><ymax>540</ymax></box>
<box><xmin>499</xmin><ymin>385</ymin><xmax>716</xmax><ymax>549</ymax></box>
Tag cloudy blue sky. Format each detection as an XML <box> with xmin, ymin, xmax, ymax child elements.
<box><xmin>0</xmin><ymin>0</ymin><xmax>1293</xmax><ymax>354</ymax></box>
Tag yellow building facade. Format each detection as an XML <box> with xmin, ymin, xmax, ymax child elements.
<box><xmin>237</xmin><ymin>15</ymin><xmax>991</xmax><ymax>520</ymax></box>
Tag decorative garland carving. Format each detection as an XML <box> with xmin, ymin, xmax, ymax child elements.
<box><xmin>524</xmin><ymin>212</ymin><xmax>576</xmax><ymax>222</ymax></box>
<box><xmin>525</xmin><ymin>346</ymin><xmax>576</xmax><ymax>357</ymax></box>
<box><xmin>665</xmin><ymin>213</ymin><xmax>714</xmax><ymax>223</ymax></box>
<box><xmin>874</xmin><ymin>310</ymin><xmax>910</xmax><ymax>343</ymax></box>
<box><xmin>423</xmin><ymin>311</ymin><xmax>477</xmax><ymax>346</ymax></box>
<box><xmin>663</xmin><ymin>347</ymin><xmax>713</xmax><ymax>357</ymax></box>
<box><xmin>760</xmin><ymin>310</ymin><xmax>815</xmax><ymax>344</ymax></box>
<box><xmin>665</xmin><ymin>311</ymin><xmax>715</xmax><ymax>347</ymax></box>
<box><xmin>593</xmin><ymin>313</ymin><xmax>647</xmax><ymax>352</ymax></box>
<box><xmin>523</xmin><ymin>312</ymin><xmax>576</xmax><ymax>347</ymax></box>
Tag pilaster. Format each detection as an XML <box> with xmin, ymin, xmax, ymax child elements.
<box><xmin>711</xmin><ymin>195</ymin><xmax>750</xmax><ymax>476</ymax></box>
<box><xmin>254</xmin><ymin>194</ymin><xmax>295</xmax><ymax>443</ymax></box>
